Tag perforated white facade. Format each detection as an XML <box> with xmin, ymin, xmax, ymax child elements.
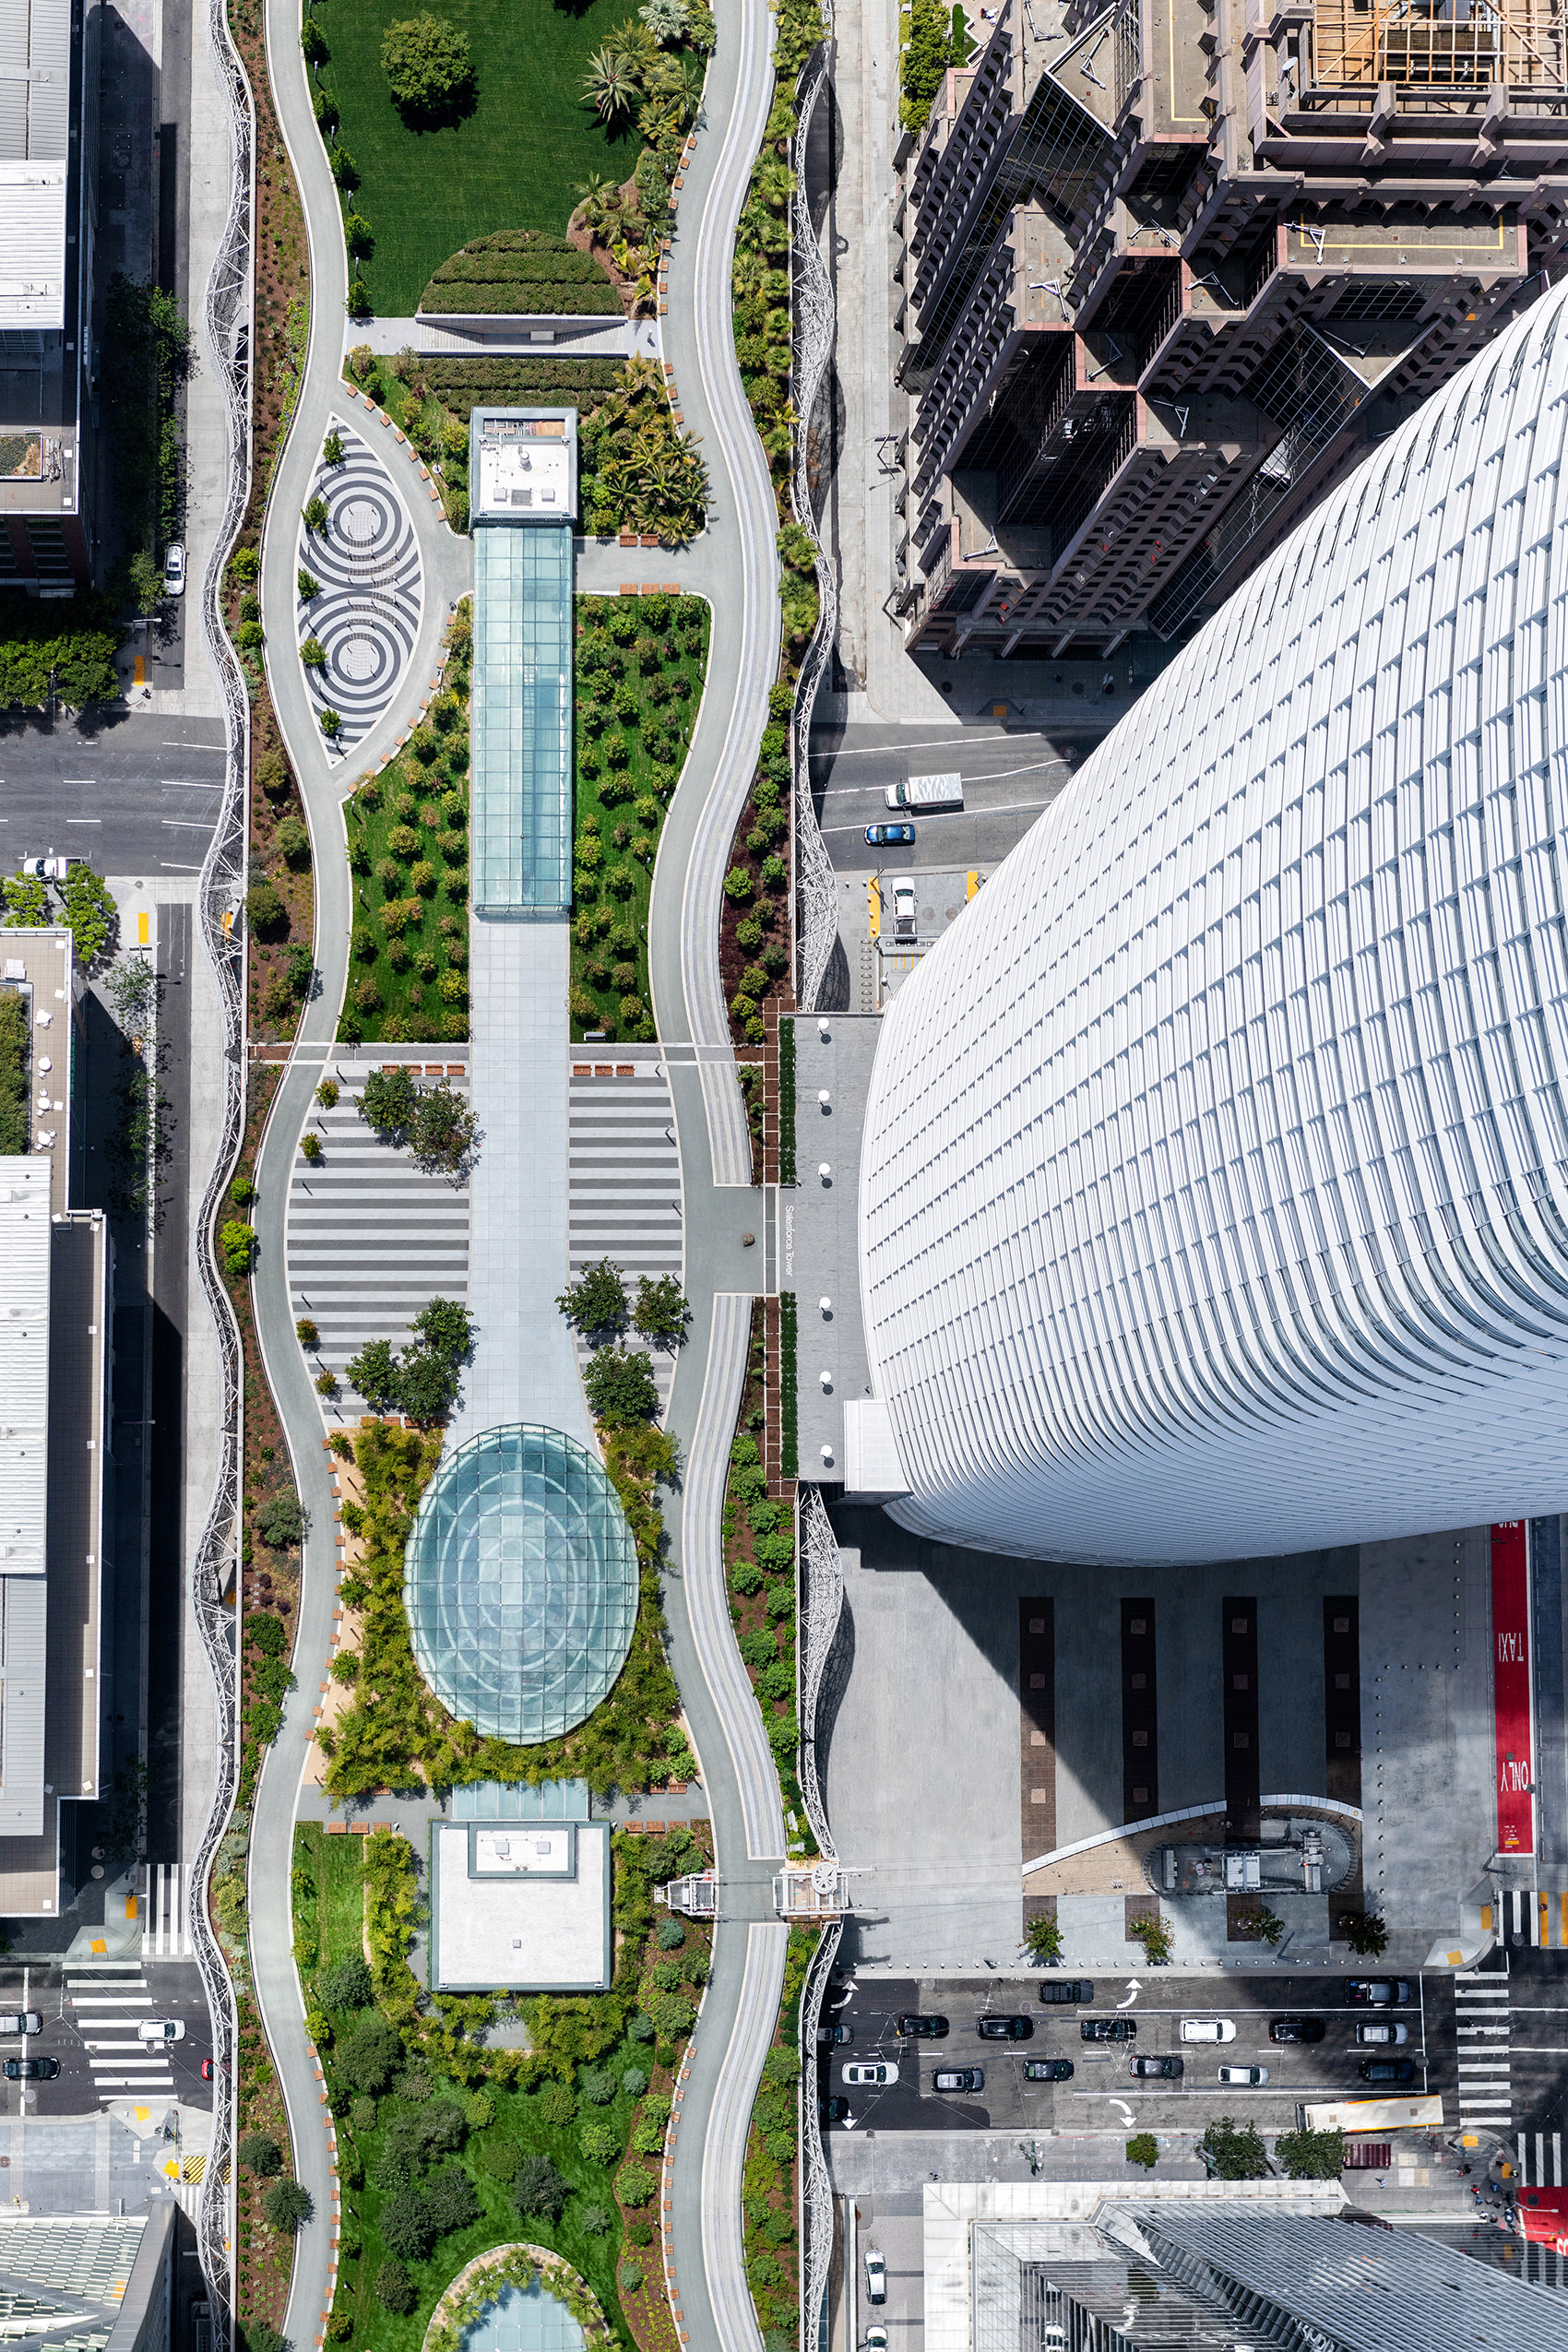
<box><xmin>860</xmin><ymin>281</ymin><xmax>1568</xmax><ymax>1565</ymax></box>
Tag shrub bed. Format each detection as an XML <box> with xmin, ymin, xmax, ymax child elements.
<box><xmin>422</xmin><ymin>230</ymin><xmax>620</xmax><ymax>315</ymax></box>
<box><xmin>339</xmin><ymin>602</ymin><xmax>471</xmax><ymax>1044</ymax></box>
<box><xmin>571</xmin><ymin>592</ymin><xmax>708</xmax><ymax>1039</ymax></box>
<box><xmin>742</xmin><ymin>1928</ymin><xmax>813</xmax><ymax>2343</ymax></box>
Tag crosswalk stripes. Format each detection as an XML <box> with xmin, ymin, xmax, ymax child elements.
<box><xmin>1454</xmin><ymin>1970</ymin><xmax>1512</xmax><ymax>2130</ymax></box>
<box><xmin>140</xmin><ymin>1864</ymin><xmax>191</xmax><ymax>1959</ymax></box>
<box><xmin>568</xmin><ymin>1049</ymin><xmax>683</xmax><ymax>1418</ymax></box>
<box><xmin>65</xmin><ymin>1966</ymin><xmax>174</xmax><ymax>2107</ymax></box>
<box><xmin>286</xmin><ymin>1052</ymin><xmax>471</xmax><ymax>1412</ymax></box>
<box><xmin>1498</xmin><ymin>1886</ymin><xmax>1568</xmax><ymax>1948</ymax></box>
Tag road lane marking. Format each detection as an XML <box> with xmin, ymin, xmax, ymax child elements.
<box><xmin>809</xmin><ymin>731</ymin><xmax>1000</xmax><ymax>760</ymax></box>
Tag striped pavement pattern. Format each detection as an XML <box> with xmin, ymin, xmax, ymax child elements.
<box><xmin>285</xmin><ymin>1048</ymin><xmax>683</xmax><ymax>1420</ymax></box>
<box><xmin>1454</xmin><ymin>1970</ymin><xmax>1512</xmax><ymax>2129</ymax></box>
<box><xmin>1499</xmin><ymin>1885</ymin><xmax>1568</xmax><ymax>1949</ymax></box>
<box><xmin>287</xmin><ymin>1051</ymin><xmax>471</xmax><ymax>1414</ymax></box>
<box><xmin>68</xmin><ymin>1962</ymin><xmax>175</xmax><ymax>2104</ymax></box>
<box><xmin>569</xmin><ymin>1048</ymin><xmax>683</xmax><ymax>1418</ymax></box>
<box><xmin>140</xmin><ymin>1863</ymin><xmax>191</xmax><ymax>1959</ymax></box>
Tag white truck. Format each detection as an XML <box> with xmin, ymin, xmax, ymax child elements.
<box><xmin>884</xmin><ymin>770</ymin><xmax>964</xmax><ymax>812</ymax></box>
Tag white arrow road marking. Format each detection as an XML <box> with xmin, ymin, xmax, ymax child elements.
<box><xmin>842</xmin><ymin>2114</ymin><xmax>861</xmax><ymax>2130</ymax></box>
<box><xmin>1111</xmin><ymin>2100</ymin><xmax>1135</xmax><ymax>2126</ymax></box>
<box><xmin>1117</xmin><ymin>1979</ymin><xmax>1143</xmax><ymax>2009</ymax></box>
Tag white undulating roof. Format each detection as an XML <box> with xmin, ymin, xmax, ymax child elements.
<box><xmin>861</xmin><ymin>275</ymin><xmax>1568</xmax><ymax>1563</ymax></box>
<box><xmin>0</xmin><ymin>1159</ymin><xmax>51</xmax><ymax>1576</ymax></box>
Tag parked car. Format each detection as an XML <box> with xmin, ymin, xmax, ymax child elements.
<box><xmin>865</xmin><ymin>823</ymin><xmax>916</xmax><ymax>847</ymax></box>
<box><xmin>16</xmin><ymin>857</ymin><xmax>73</xmax><ymax>880</ymax></box>
<box><xmin>1039</xmin><ymin>1979</ymin><xmax>1095</xmax><ymax>2006</ymax></box>
<box><xmin>137</xmin><ymin>2019</ymin><xmax>185</xmax><ymax>2043</ymax></box>
<box><xmin>818</xmin><ymin>2021</ymin><xmax>850</xmax><ymax>2045</ymax></box>
<box><xmin>4</xmin><ymin>2057</ymin><xmax>57</xmax><ymax>2080</ymax></box>
<box><xmin>1178</xmin><ymin>2018</ymin><xmax>1235</xmax><ymax>2043</ymax></box>
<box><xmin>1360</xmin><ymin>2058</ymin><xmax>1418</xmax><ymax>2085</ymax></box>
<box><xmin>0</xmin><ymin>2014</ymin><xmax>41</xmax><ymax>2037</ymax></box>
<box><xmin>1269</xmin><ymin>2015</ymin><xmax>1325</xmax><ymax>2044</ymax></box>
<box><xmin>1129</xmin><ymin>2054</ymin><xmax>1183</xmax><ymax>2079</ymax></box>
<box><xmin>819</xmin><ymin>2095</ymin><xmax>849</xmax><ymax>2123</ymax></box>
<box><xmin>977</xmin><ymin>2014</ymin><xmax>1033</xmax><ymax>2041</ymax></box>
<box><xmin>1346</xmin><ymin>1978</ymin><xmax>1412</xmax><ymax>2006</ymax></box>
<box><xmin>162</xmin><ymin>542</ymin><xmax>186</xmax><ymax>598</ymax></box>
<box><xmin>865</xmin><ymin>2330</ymin><xmax>888</xmax><ymax>2352</ymax></box>
<box><xmin>843</xmin><ymin>2061</ymin><xmax>897</xmax><ymax>2087</ymax></box>
<box><xmin>1022</xmin><ymin>2058</ymin><xmax>1075</xmax><ymax>2082</ymax></box>
<box><xmin>1218</xmin><ymin>2064</ymin><xmax>1269</xmax><ymax>2086</ymax></box>
<box><xmin>932</xmin><ymin>2067</ymin><xmax>984</xmax><ymax>2094</ymax></box>
<box><xmin>889</xmin><ymin>877</ymin><xmax>918</xmax><ymax>941</ymax></box>
<box><xmin>1355</xmin><ymin>2021</ymin><xmax>1410</xmax><ymax>2046</ymax></box>
<box><xmin>895</xmin><ymin>2013</ymin><xmax>948</xmax><ymax>2039</ymax></box>
<box><xmin>864</xmin><ymin>2249</ymin><xmax>886</xmax><ymax>2304</ymax></box>
<box><xmin>1082</xmin><ymin>2017</ymin><xmax>1136</xmax><ymax>2042</ymax></box>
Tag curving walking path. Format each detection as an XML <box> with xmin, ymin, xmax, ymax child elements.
<box><xmin>236</xmin><ymin>0</ymin><xmax>790</xmax><ymax>2346</ymax></box>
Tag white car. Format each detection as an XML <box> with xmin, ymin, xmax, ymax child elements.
<box><xmin>888</xmin><ymin>877</ymin><xmax>918</xmax><ymax>941</ymax></box>
<box><xmin>1178</xmin><ymin>2017</ymin><xmax>1236</xmax><ymax>2043</ymax></box>
<box><xmin>864</xmin><ymin>2248</ymin><xmax>886</xmax><ymax>2304</ymax></box>
<box><xmin>1355</xmin><ymin>2020</ymin><xmax>1410</xmax><ymax>2046</ymax></box>
<box><xmin>162</xmin><ymin>542</ymin><xmax>186</xmax><ymax>598</ymax></box>
<box><xmin>865</xmin><ymin>2330</ymin><xmax>888</xmax><ymax>2352</ymax></box>
<box><xmin>1218</xmin><ymin>2063</ymin><xmax>1267</xmax><ymax>2085</ymax></box>
<box><xmin>137</xmin><ymin>2018</ymin><xmax>185</xmax><ymax>2042</ymax></box>
<box><xmin>0</xmin><ymin>2014</ymin><xmax>41</xmax><ymax>2037</ymax></box>
<box><xmin>843</xmin><ymin>2060</ymin><xmax>897</xmax><ymax>2087</ymax></box>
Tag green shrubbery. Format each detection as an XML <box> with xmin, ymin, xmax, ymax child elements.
<box><xmin>0</xmin><ymin>595</ymin><xmax>122</xmax><ymax>707</ymax></box>
<box><xmin>0</xmin><ymin>992</ymin><xmax>29</xmax><ymax>1155</ymax></box>
<box><xmin>421</xmin><ymin>230</ymin><xmax>618</xmax><ymax>316</ymax></box>
<box><xmin>899</xmin><ymin>0</ymin><xmax>954</xmax><ymax>132</ymax></box>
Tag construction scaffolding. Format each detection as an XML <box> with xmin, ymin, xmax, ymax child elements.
<box><xmin>1312</xmin><ymin>0</ymin><xmax>1568</xmax><ymax>89</ymax></box>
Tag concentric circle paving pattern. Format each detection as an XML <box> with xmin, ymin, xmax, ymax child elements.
<box><xmin>405</xmin><ymin>1423</ymin><xmax>638</xmax><ymax>1743</ymax></box>
<box><xmin>296</xmin><ymin>416</ymin><xmax>422</xmax><ymax>754</ymax></box>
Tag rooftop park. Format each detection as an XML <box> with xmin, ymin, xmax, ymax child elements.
<box><xmin>570</xmin><ymin>593</ymin><xmax>709</xmax><ymax>1043</ymax></box>
<box><xmin>301</xmin><ymin>0</ymin><xmax>714</xmax><ymax>321</ymax></box>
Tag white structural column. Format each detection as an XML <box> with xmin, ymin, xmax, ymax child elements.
<box><xmin>861</xmin><ymin>278</ymin><xmax>1568</xmax><ymax>1566</ymax></box>
<box><xmin>455</xmin><ymin>921</ymin><xmax>591</xmax><ymax>1444</ymax></box>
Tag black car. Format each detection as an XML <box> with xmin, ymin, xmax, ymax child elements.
<box><xmin>1129</xmin><ymin>2053</ymin><xmax>1182</xmax><ymax>2079</ymax></box>
<box><xmin>1039</xmin><ymin>1979</ymin><xmax>1095</xmax><ymax>2006</ymax></box>
<box><xmin>3</xmin><ymin>2056</ymin><xmax>57</xmax><ymax>2080</ymax></box>
<box><xmin>977</xmin><ymin>2014</ymin><xmax>1034</xmax><ymax>2041</ymax></box>
<box><xmin>1345</xmin><ymin>1978</ymin><xmax>1412</xmax><ymax>2006</ymax></box>
<box><xmin>1022</xmin><ymin>2058</ymin><xmax>1075</xmax><ymax>2082</ymax></box>
<box><xmin>896</xmin><ymin>2014</ymin><xmax>949</xmax><ymax>2039</ymax></box>
<box><xmin>1081</xmin><ymin>2016</ymin><xmax>1136</xmax><ymax>2041</ymax></box>
<box><xmin>932</xmin><ymin>2067</ymin><xmax>984</xmax><ymax>2094</ymax></box>
<box><xmin>1270</xmin><ymin>2016</ymin><xmax>1326</xmax><ymax>2045</ymax></box>
<box><xmin>817</xmin><ymin>2022</ymin><xmax>850</xmax><ymax>2046</ymax></box>
<box><xmin>819</xmin><ymin>2096</ymin><xmax>849</xmax><ymax>2123</ymax></box>
<box><xmin>1360</xmin><ymin>2057</ymin><xmax>1418</xmax><ymax>2085</ymax></box>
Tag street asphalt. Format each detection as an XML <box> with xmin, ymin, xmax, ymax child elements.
<box><xmin>806</xmin><ymin>719</ymin><xmax>1112</xmax><ymax>873</ymax></box>
<box><xmin>0</xmin><ymin>710</ymin><xmax>227</xmax><ymax>874</ymax></box>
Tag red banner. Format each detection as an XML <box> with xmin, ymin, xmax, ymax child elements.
<box><xmin>1492</xmin><ymin>1521</ymin><xmax>1534</xmax><ymax>1859</ymax></box>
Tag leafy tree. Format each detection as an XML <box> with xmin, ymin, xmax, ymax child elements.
<box><xmin>239</xmin><ymin>2132</ymin><xmax>282</xmax><ymax>2178</ymax></box>
<box><xmin>319</xmin><ymin>1954</ymin><xmax>373</xmax><ymax>2011</ymax></box>
<box><xmin>1198</xmin><ymin>2117</ymin><xmax>1269</xmax><ymax>2180</ymax></box>
<box><xmin>299</xmin><ymin>637</ymin><xmax>327</xmax><ymax>671</ymax></box>
<box><xmin>61</xmin><ymin>865</ymin><xmax>117</xmax><ymax>967</ymax></box>
<box><xmin>580</xmin><ymin>2066</ymin><xmax>616</xmax><ymax>2106</ymax></box>
<box><xmin>410</xmin><ymin>1296</ymin><xmax>474</xmax><ymax>1360</ymax></box>
<box><xmin>479</xmin><ymin>2136</ymin><xmax>522</xmax><ymax>2182</ymax></box>
<box><xmin>245</xmin><ymin>2327</ymin><xmax>289</xmax><ymax>2352</ymax></box>
<box><xmin>323</xmin><ymin>432</ymin><xmax>344</xmax><ymax>465</ymax></box>
<box><xmin>409</xmin><ymin>1078</ymin><xmax>476</xmax><ymax>1172</ymax></box>
<box><xmin>3</xmin><ymin>874</ymin><xmax>48</xmax><ymax>925</ymax></box>
<box><xmin>584</xmin><ymin>1346</ymin><xmax>659</xmax><ymax>1427</ymax></box>
<box><xmin>275</xmin><ymin>814</ymin><xmax>312</xmax><ymax>869</ymax></box>
<box><xmin>513</xmin><ymin>2153</ymin><xmax>569</xmax><ymax>2223</ymax></box>
<box><xmin>582</xmin><ymin>42</ymin><xmax>643</xmax><ymax>120</ymax></box>
<box><xmin>246</xmin><ymin>880</ymin><xmax>288</xmax><ymax>938</ymax></box>
<box><xmin>374</xmin><ymin>2263</ymin><xmax>417</xmax><ymax>2315</ymax></box>
<box><xmin>1343</xmin><ymin>1909</ymin><xmax>1389</xmax><ymax>1957</ymax></box>
<box><xmin>1128</xmin><ymin>1912</ymin><xmax>1173</xmax><ymax>1966</ymax></box>
<box><xmin>345</xmin><ymin>215</ymin><xmax>374</xmax><ymax>257</ymax></box>
<box><xmin>360</xmin><ymin>1063</ymin><xmax>418</xmax><ymax>1141</ymax></box>
<box><xmin>261</xmin><ymin>2179</ymin><xmax>313</xmax><ymax>2233</ymax></box>
<box><xmin>425</xmin><ymin>2164</ymin><xmax>479</xmax><ymax>2235</ymax></box>
<box><xmin>379</xmin><ymin>2190</ymin><xmax>435</xmax><ymax>2263</ymax></box>
<box><xmin>303</xmin><ymin>494</ymin><xmax>328</xmax><ymax>533</ymax></box>
<box><xmin>557</xmin><ymin>1258</ymin><xmax>629</xmax><ymax>1339</ymax></box>
<box><xmin>319</xmin><ymin>708</ymin><xmax>341</xmax><ymax>739</ymax></box>
<box><xmin>579</xmin><ymin>2202</ymin><xmax>612</xmax><ymax>2236</ymax></box>
<box><xmin>346</xmin><ymin>1337</ymin><xmax>400</xmax><ymax>1413</ymax></box>
<box><xmin>633</xmin><ymin>1274</ymin><xmax>691</xmax><ymax>1348</ymax></box>
<box><xmin>657</xmin><ymin>1918</ymin><xmax>685</xmax><ymax>1950</ymax></box>
<box><xmin>622</xmin><ymin>2064</ymin><xmax>650</xmax><ymax>2097</ymax></box>
<box><xmin>381</xmin><ymin>14</ymin><xmax>472</xmax><ymax>115</ymax></box>
<box><xmin>396</xmin><ymin>1345</ymin><xmax>460</xmax><ymax>1425</ymax></box>
<box><xmin>220</xmin><ymin>1219</ymin><xmax>256</xmax><ymax>1277</ymax></box>
<box><xmin>339</xmin><ymin>2012</ymin><xmax>402</xmax><ymax>2095</ymax></box>
<box><xmin>616</xmin><ymin>2163</ymin><xmax>658</xmax><ymax>2207</ymax></box>
<box><xmin>1125</xmin><ymin>2132</ymin><xmax>1158</xmax><ymax>2170</ymax></box>
<box><xmin>302</xmin><ymin>14</ymin><xmax>327</xmax><ymax>61</ymax></box>
<box><xmin>1277</xmin><ymin>2123</ymin><xmax>1346</xmax><ymax>2180</ymax></box>
<box><xmin>255</xmin><ymin>1491</ymin><xmax>306</xmax><ymax>1550</ymax></box>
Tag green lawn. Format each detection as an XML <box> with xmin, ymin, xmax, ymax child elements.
<box><xmin>313</xmin><ymin>0</ymin><xmax>642</xmax><ymax>315</ymax></box>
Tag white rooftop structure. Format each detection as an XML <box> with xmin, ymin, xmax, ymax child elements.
<box><xmin>0</xmin><ymin>1158</ymin><xmax>53</xmax><ymax>1577</ymax></box>
<box><xmin>860</xmin><ymin>274</ymin><xmax>1568</xmax><ymax>1564</ymax></box>
<box><xmin>428</xmin><ymin>1815</ymin><xmax>611</xmax><ymax>1991</ymax></box>
<box><xmin>0</xmin><ymin>0</ymin><xmax>72</xmax><ymax>333</ymax></box>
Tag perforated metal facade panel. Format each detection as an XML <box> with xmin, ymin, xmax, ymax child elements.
<box><xmin>861</xmin><ymin>279</ymin><xmax>1568</xmax><ymax>1563</ymax></box>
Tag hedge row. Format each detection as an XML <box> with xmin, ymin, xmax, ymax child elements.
<box><xmin>421</xmin><ymin>232</ymin><xmax>621</xmax><ymax>317</ymax></box>
<box><xmin>420</xmin><ymin>358</ymin><xmax>626</xmax><ymax>423</ymax></box>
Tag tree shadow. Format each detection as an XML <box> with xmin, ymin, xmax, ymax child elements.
<box><xmin>394</xmin><ymin>75</ymin><xmax>479</xmax><ymax>135</ymax></box>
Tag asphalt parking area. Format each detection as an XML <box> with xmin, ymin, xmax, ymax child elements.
<box><xmin>819</xmin><ymin>1972</ymin><xmax>1432</xmax><ymax>2134</ymax></box>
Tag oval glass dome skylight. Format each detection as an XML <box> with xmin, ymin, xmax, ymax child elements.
<box><xmin>405</xmin><ymin>1424</ymin><xmax>637</xmax><ymax>1743</ymax></box>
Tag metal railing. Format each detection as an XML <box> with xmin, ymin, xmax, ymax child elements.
<box><xmin>796</xmin><ymin>1484</ymin><xmax>847</xmax><ymax>1859</ymax></box>
<box><xmin>790</xmin><ymin>36</ymin><xmax>842</xmax><ymax>1016</ymax></box>
<box><xmin>797</xmin><ymin>1913</ymin><xmax>843</xmax><ymax>2352</ymax></box>
<box><xmin>189</xmin><ymin>0</ymin><xmax>257</xmax><ymax>2332</ymax></box>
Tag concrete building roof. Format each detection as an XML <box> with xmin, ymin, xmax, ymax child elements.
<box><xmin>0</xmin><ymin>0</ymin><xmax>73</xmax><ymax>334</ymax></box>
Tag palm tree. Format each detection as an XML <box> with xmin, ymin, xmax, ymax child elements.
<box><xmin>582</xmin><ymin>45</ymin><xmax>641</xmax><ymax>121</ymax></box>
<box><xmin>574</xmin><ymin>172</ymin><xmax>622</xmax><ymax>240</ymax></box>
